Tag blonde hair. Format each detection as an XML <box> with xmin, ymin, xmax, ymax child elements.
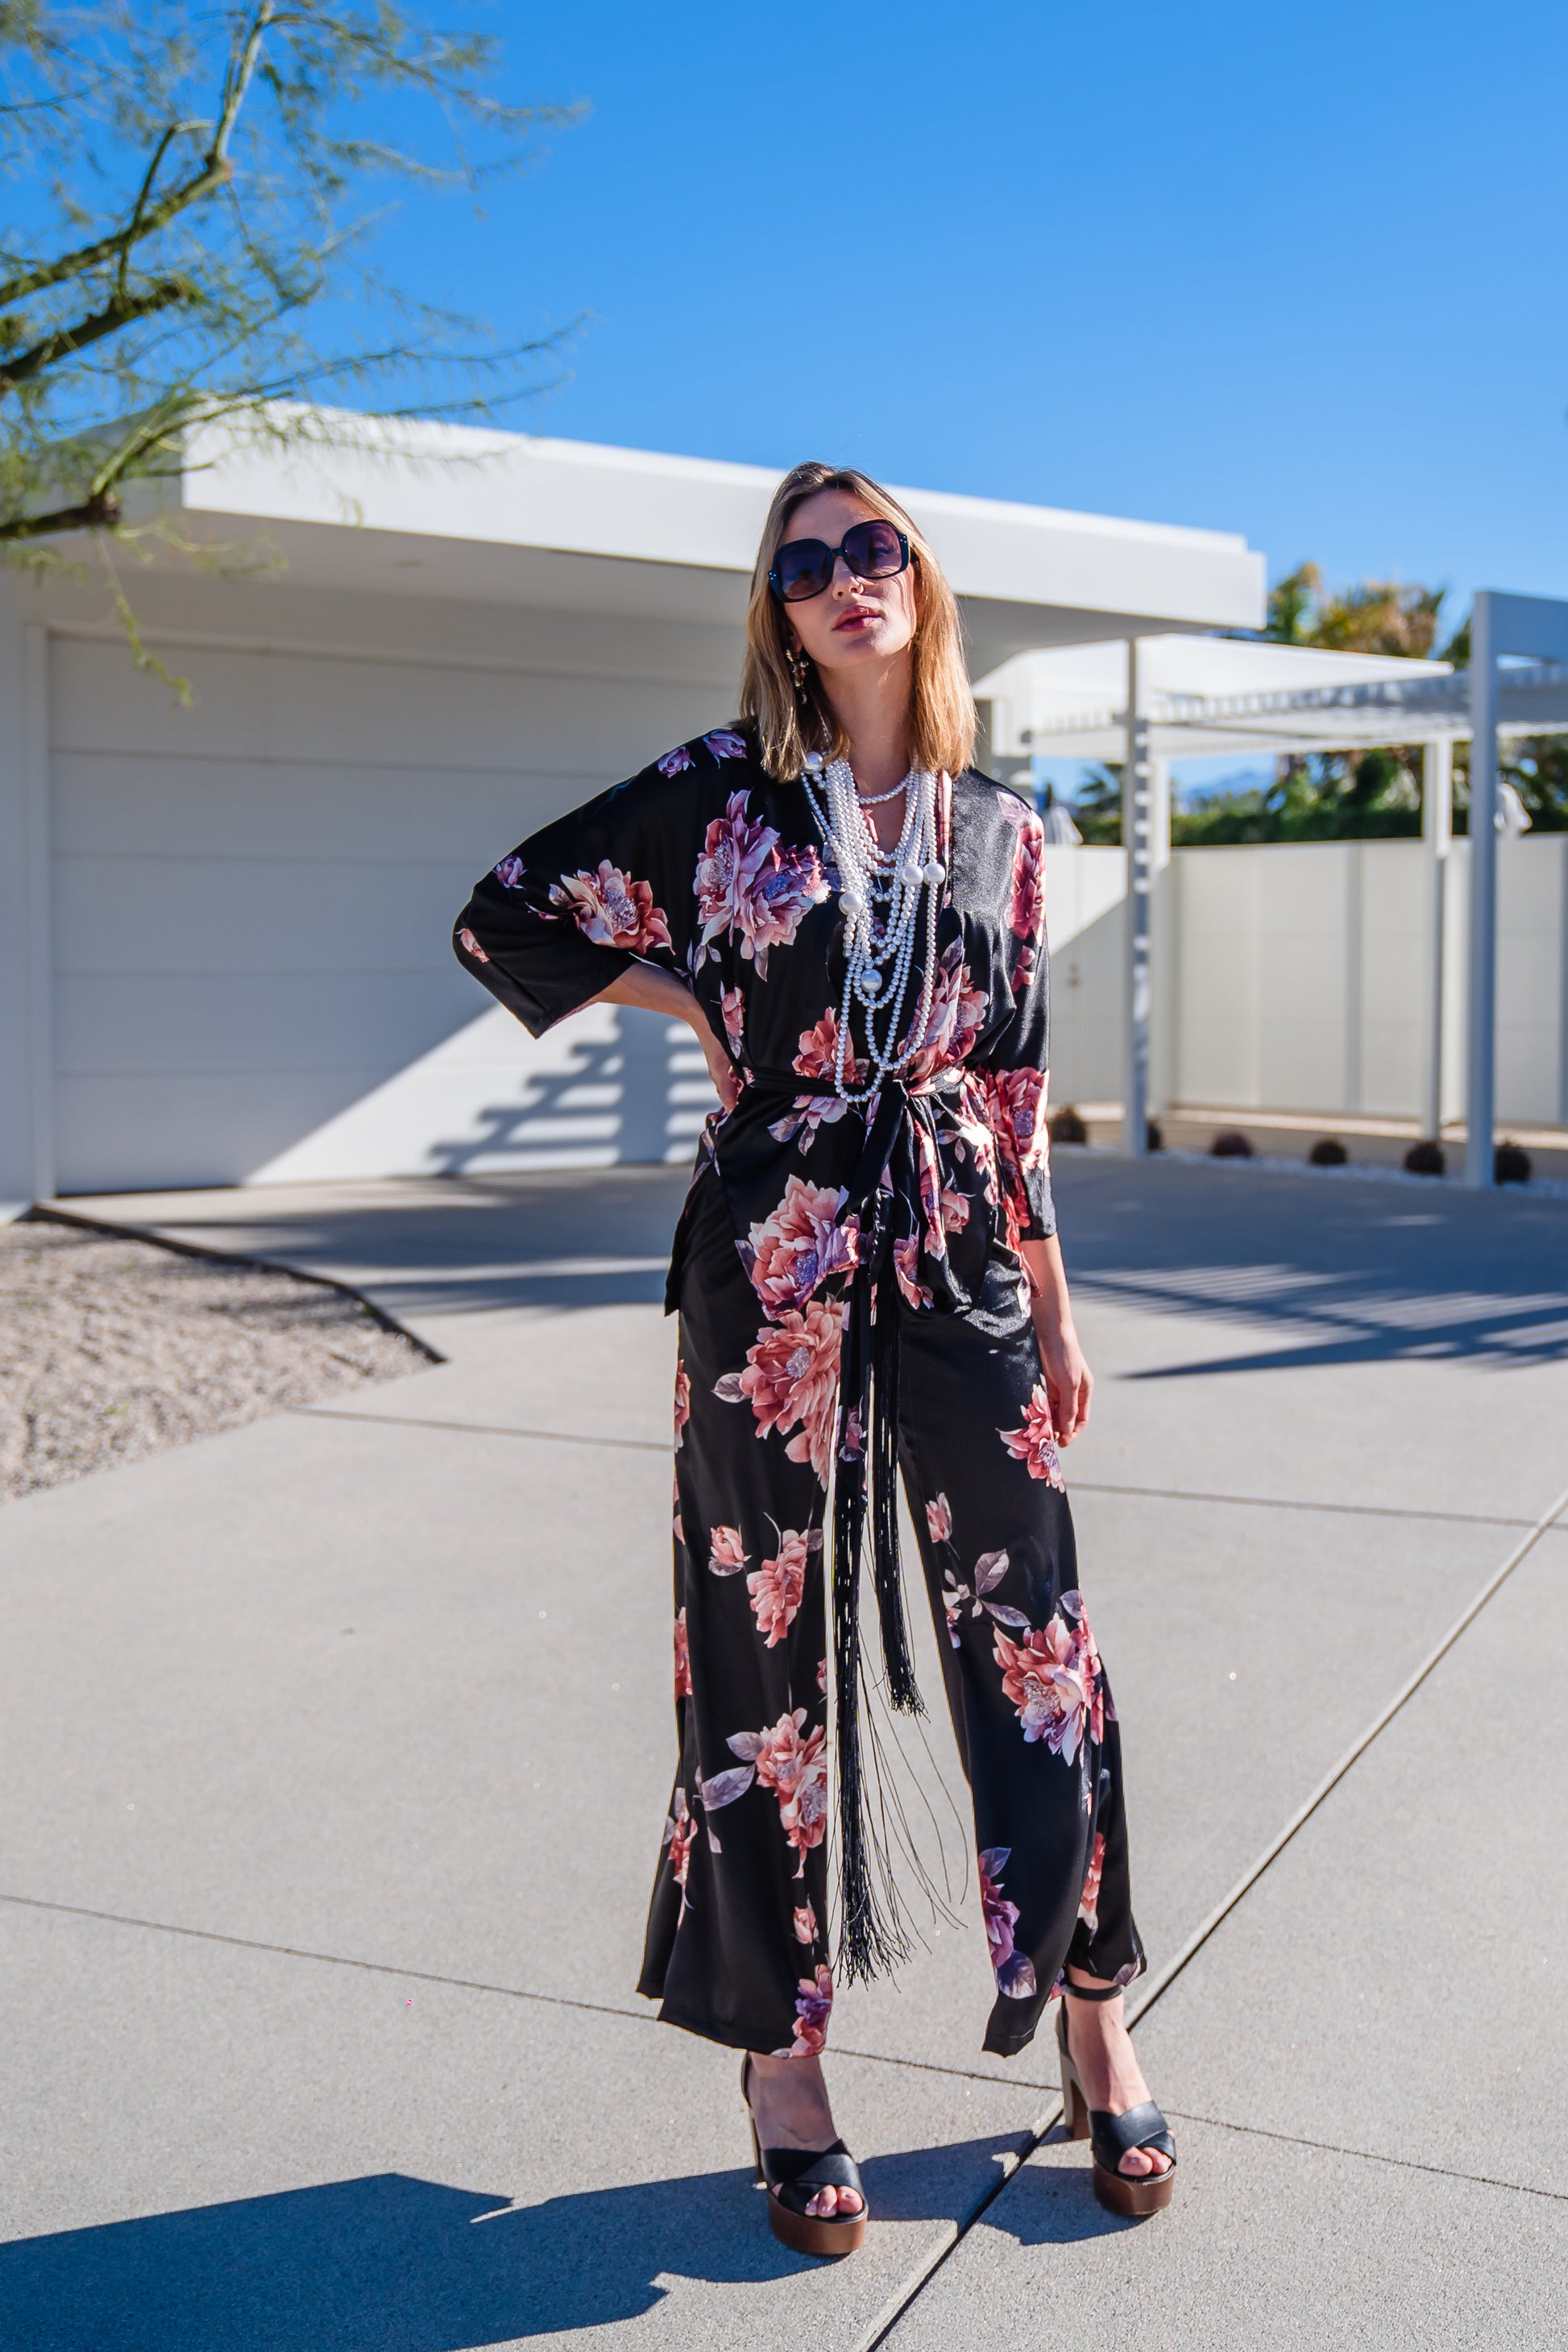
<box><xmin>739</xmin><ymin>461</ymin><xmax>977</xmax><ymax>782</ymax></box>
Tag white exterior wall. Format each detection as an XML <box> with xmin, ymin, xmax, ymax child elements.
<box><xmin>20</xmin><ymin>554</ymin><xmax>1567</xmax><ymax>1199</ymax></box>
<box><xmin>39</xmin><ymin>587</ymin><xmax>742</xmax><ymax>1195</ymax></box>
<box><xmin>1165</xmin><ymin>835</ymin><xmax>1567</xmax><ymax>1126</ymax></box>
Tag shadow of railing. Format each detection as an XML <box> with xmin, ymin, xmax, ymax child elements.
<box><xmin>429</xmin><ymin>1008</ymin><xmax>714</xmax><ymax>1180</ymax></box>
<box><xmin>1051</xmin><ymin>1152</ymin><xmax>1568</xmax><ymax>1376</ymax></box>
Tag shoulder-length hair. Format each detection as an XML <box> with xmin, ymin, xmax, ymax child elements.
<box><xmin>739</xmin><ymin>461</ymin><xmax>977</xmax><ymax>783</ymax></box>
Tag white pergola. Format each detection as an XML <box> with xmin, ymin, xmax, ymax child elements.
<box><xmin>977</xmin><ymin>604</ymin><xmax>1568</xmax><ymax>1186</ymax></box>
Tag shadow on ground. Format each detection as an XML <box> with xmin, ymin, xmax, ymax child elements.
<box><xmin>0</xmin><ymin>2139</ymin><xmax>1048</xmax><ymax>2348</ymax></box>
<box><xmin>1053</xmin><ymin>1154</ymin><xmax>1568</xmax><ymax>1375</ymax></box>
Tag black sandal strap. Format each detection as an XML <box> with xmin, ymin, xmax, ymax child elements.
<box><xmin>1089</xmin><ymin>2099</ymin><xmax>1176</xmax><ymax>2173</ymax></box>
<box><xmin>758</xmin><ymin>2139</ymin><xmax>865</xmax><ymax>2213</ymax></box>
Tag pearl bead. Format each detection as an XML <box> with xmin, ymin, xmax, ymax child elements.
<box><xmin>840</xmin><ymin>890</ymin><xmax>865</xmax><ymax>917</ymax></box>
<box><xmin>923</xmin><ymin>861</ymin><xmax>945</xmax><ymax>886</ymax></box>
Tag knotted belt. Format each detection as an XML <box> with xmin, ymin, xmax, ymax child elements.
<box><xmin>732</xmin><ymin>1066</ymin><xmax>973</xmax><ymax>1985</ymax></box>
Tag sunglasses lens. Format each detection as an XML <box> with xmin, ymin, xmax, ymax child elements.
<box><xmin>843</xmin><ymin>521</ymin><xmax>906</xmax><ymax>579</ymax></box>
<box><xmin>774</xmin><ymin>538</ymin><xmax>833</xmax><ymax>601</ymax></box>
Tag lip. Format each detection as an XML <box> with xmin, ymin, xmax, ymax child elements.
<box><xmin>832</xmin><ymin>606</ymin><xmax>881</xmax><ymax>633</ymax></box>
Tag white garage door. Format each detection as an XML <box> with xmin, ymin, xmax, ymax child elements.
<box><xmin>48</xmin><ymin>629</ymin><xmax>721</xmax><ymax>1193</ymax></box>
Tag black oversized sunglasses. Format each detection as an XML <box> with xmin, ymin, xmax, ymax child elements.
<box><xmin>769</xmin><ymin>518</ymin><xmax>911</xmax><ymax>604</ymax></box>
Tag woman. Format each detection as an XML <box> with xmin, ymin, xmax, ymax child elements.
<box><xmin>454</xmin><ymin>463</ymin><xmax>1175</xmax><ymax>2252</ymax></box>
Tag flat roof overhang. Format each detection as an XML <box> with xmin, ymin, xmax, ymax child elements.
<box><xmin>114</xmin><ymin>412</ymin><xmax>1267</xmax><ymax>674</ymax></box>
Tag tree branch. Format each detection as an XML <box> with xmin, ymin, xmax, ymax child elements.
<box><xmin>0</xmin><ymin>280</ymin><xmax>192</xmax><ymax>394</ymax></box>
<box><xmin>0</xmin><ymin>489</ymin><xmax>122</xmax><ymax>544</ymax></box>
<box><xmin>0</xmin><ymin>3</ymin><xmax>275</xmax><ymax>310</ymax></box>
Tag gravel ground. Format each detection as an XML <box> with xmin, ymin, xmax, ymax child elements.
<box><xmin>0</xmin><ymin>1218</ymin><xmax>429</xmax><ymax>1504</ymax></box>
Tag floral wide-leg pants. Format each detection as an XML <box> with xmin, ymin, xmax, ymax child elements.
<box><xmin>637</xmin><ymin>1166</ymin><xmax>1145</xmax><ymax>2060</ymax></box>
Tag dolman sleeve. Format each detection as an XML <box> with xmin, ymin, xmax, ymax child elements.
<box><xmin>977</xmin><ymin>797</ymin><xmax>1056</xmax><ymax>1242</ymax></box>
<box><xmin>453</xmin><ymin>745</ymin><xmax>714</xmax><ymax>1037</ymax></box>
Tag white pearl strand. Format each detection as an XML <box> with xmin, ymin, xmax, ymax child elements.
<box><xmin>799</xmin><ymin>754</ymin><xmax>945</xmax><ymax>1104</ymax></box>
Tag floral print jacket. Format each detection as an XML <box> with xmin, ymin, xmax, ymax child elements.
<box><xmin>454</xmin><ymin>724</ymin><xmax>1056</xmax><ymax>1315</ymax></box>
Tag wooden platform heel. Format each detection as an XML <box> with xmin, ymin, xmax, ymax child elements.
<box><xmin>741</xmin><ymin>2055</ymin><xmax>869</xmax><ymax>2257</ymax></box>
<box><xmin>1057</xmin><ymin>1981</ymin><xmax>1177</xmax><ymax>2219</ymax></box>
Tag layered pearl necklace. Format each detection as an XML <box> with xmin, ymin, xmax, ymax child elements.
<box><xmin>799</xmin><ymin>753</ymin><xmax>945</xmax><ymax>1103</ymax></box>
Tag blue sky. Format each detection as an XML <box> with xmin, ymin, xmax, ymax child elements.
<box><xmin>374</xmin><ymin>0</ymin><xmax>1568</xmax><ymax>631</ymax></box>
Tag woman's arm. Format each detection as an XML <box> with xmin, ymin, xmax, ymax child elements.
<box><xmin>1021</xmin><ymin>1234</ymin><xmax>1093</xmax><ymax>1445</ymax></box>
<box><xmin>595</xmin><ymin>965</ymin><xmax>742</xmax><ymax>1112</ymax></box>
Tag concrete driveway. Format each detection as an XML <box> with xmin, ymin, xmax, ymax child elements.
<box><xmin>2</xmin><ymin>1153</ymin><xmax>1565</xmax><ymax>2349</ymax></box>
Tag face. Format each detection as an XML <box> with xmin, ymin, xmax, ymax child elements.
<box><xmin>776</xmin><ymin>488</ymin><xmax>919</xmax><ymax>682</ymax></box>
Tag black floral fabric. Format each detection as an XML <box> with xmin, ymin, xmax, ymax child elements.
<box><xmin>454</xmin><ymin>724</ymin><xmax>1144</xmax><ymax>2059</ymax></box>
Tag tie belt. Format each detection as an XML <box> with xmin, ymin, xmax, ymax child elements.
<box><xmin>737</xmin><ymin>1066</ymin><xmax>973</xmax><ymax>1983</ymax></box>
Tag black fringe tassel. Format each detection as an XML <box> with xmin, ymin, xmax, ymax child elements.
<box><xmin>832</xmin><ymin>1099</ymin><xmax>927</xmax><ymax>1985</ymax></box>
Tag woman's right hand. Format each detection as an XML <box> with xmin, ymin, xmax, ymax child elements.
<box><xmin>695</xmin><ymin>1018</ymin><xmax>743</xmax><ymax>1114</ymax></box>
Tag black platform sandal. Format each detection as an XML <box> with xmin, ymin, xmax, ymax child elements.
<box><xmin>741</xmin><ymin>2055</ymin><xmax>869</xmax><ymax>2257</ymax></box>
<box><xmin>1057</xmin><ymin>1981</ymin><xmax>1177</xmax><ymax>2219</ymax></box>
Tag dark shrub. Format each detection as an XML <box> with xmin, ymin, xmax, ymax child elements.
<box><xmin>1495</xmin><ymin>1139</ymin><xmax>1533</xmax><ymax>1184</ymax></box>
<box><xmin>1147</xmin><ymin>1117</ymin><xmax>1164</xmax><ymax>1153</ymax></box>
<box><xmin>1309</xmin><ymin>1138</ymin><xmax>1348</xmax><ymax>1166</ymax></box>
<box><xmin>1050</xmin><ymin>1105</ymin><xmax>1089</xmax><ymax>1145</ymax></box>
<box><xmin>1404</xmin><ymin>1139</ymin><xmax>1446</xmax><ymax>1176</ymax></box>
<box><xmin>1210</xmin><ymin>1130</ymin><xmax>1253</xmax><ymax>1158</ymax></box>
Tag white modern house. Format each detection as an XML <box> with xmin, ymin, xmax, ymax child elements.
<box><xmin>0</xmin><ymin>420</ymin><xmax>1268</xmax><ymax>1209</ymax></box>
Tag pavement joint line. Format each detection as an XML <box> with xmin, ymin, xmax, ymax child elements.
<box><xmin>1159</xmin><ymin>2106</ymin><xmax>1568</xmax><ymax>2205</ymax></box>
<box><xmin>1116</xmin><ymin>1469</ymin><xmax>1568</xmax><ymax>2038</ymax></box>
<box><xmin>0</xmin><ymin>1891</ymin><xmax>1054</xmax><ymax>2094</ymax></box>
<box><xmin>287</xmin><ymin>1410</ymin><xmax>1549</xmax><ymax>1537</ymax></box>
<box><xmin>859</xmin><ymin>1471</ymin><xmax>1568</xmax><ymax>2352</ymax></box>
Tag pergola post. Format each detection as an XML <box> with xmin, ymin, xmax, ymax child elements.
<box><xmin>1122</xmin><ymin>638</ymin><xmax>1151</xmax><ymax>1156</ymax></box>
<box><xmin>1463</xmin><ymin>595</ymin><xmax>1500</xmax><ymax>1188</ymax></box>
<box><xmin>1421</xmin><ymin>734</ymin><xmax>1453</xmax><ymax>1147</ymax></box>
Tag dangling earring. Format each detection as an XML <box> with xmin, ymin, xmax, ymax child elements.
<box><xmin>786</xmin><ymin>642</ymin><xmax>811</xmax><ymax>693</ymax></box>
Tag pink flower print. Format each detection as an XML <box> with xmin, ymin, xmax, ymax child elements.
<box><xmin>979</xmin><ymin>1844</ymin><xmax>1039</xmax><ymax>2000</ymax></box>
<box><xmin>1003</xmin><ymin>801</ymin><xmax>1046</xmax><ymax>991</ymax></box>
<box><xmin>457</xmin><ymin>926</ymin><xmax>489</xmax><ymax>964</ymax></box>
<box><xmin>992</xmin><ymin>1610</ymin><xmax>1103</xmax><ymax>1762</ymax></box>
<box><xmin>708</xmin><ymin>1524</ymin><xmax>749</xmax><ymax>1576</ymax></box>
<box><xmin>1078</xmin><ymin>1829</ymin><xmax>1105</xmax><ymax>1935</ymax></box>
<box><xmin>838</xmin><ymin>1402</ymin><xmax>864</xmax><ymax>1462</ymax></box>
<box><xmin>940</xmin><ymin>1182</ymin><xmax>972</xmax><ymax>1234</ymax></box>
<box><xmin>914</xmin><ymin>1118</ymin><xmax>945</xmax><ymax>1256</ymax></box>
<box><xmin>493</xmin><ymin>854</ymin><xmax>527</xmax><ymax>889</ymax></box>
<box><xmin>720</xmin><ymin>986</ymin><xmax>745</xmax><ymax>1059</ymax></box>
<box><xmin>693</xmin><ymin>790</ymin><xmax>828</xmax><ymax>977</ymax></box>
<box><xmin>754</xmin><ymin>1707</ymin><xmax>829</xmax><ymax>1865</ymax></box>
<box><xmin>793</xmin><ymin>1901</ymin><xmax>818</xmax><ymax>1945</ymax></box>
<box><xmin>793</xmin><ymin>1007</ymin><xmax>865</xmax><ymax>1090</ymax></box>
<box><xmin>673</xmin><ymin>1361</ymin><xmax>691</xmax><ymax>1449</ymax></box>
<box><xmin>747</xmin><ymin>1524</ymin><xmax>820</xmax><ymax>1647</ymax></box>
<box><xmin>816</xmin><ymin>1656</ymin><xmax>828</xmax><ymax>1693</ymax></box>
<box><xmin>549</xmin><ymin>861</ymin><xmax>673</xmax><ymax>955</ymax></box>
<box><xmin>662</xmin><ymin>1788</ymin><xmax>698</xmax><ymax>1918</ymax></box>
<box><xmin>769</xmin><ymin>1093</ymin><xmax>850</xmax><ymax>1153</ymax></box>
<box><xmin>673</xmin><ymin>1608</ymin><xmax>692</xmax><ymax>1701</ymax></box>
<box><xmin>707</xmin><ymin>1707</ymin><xmax>829</xmax><ymax>1871</ymax></box>
<box><xmin>704</xmin><ymin>728</ymin><xmax>749</xmax><ymax>762</ymax></box>
<box><xmin>990</xmin><ymin>1066</ymin><xmax>1050</xmax><ymax>1175</ymax></box>
<box><xmin>657</xmin><ymin>742</ymin><xmax>695</xmax><ymax>778</ymax></box>
<box><xmin>672</xmin><ymin>1472</ymin><xmax>684</xmax><ymax>1548</ymax></box>
<box><xmin>738</xmin><ymin>1174</ymin><xmax>860</xmax><ymax>1319</ymax></box>
<box><xmin>999</xmin><ymin>1382</ymin><xmax>1065</xmax><ymax>1488</ymax></box>
<box><xmin>926</xmin><ymin>1492</ymin><xmax>952</xmax><ymax>1544</ymax></box>
<box><xmin>775</xmin><ymin>1964</ymin><xmax>834</xmax><ymax>2059</ymax></box>
<box><xmin>713</xmin><ymin>1298</ymin><xmax>846</xmax><ymax>1487</ymax></box>
<box><xmin>901</xmin><ymin>940</ymin><xmax>987</xmax><ymax>1085</ymax></box>
<box><xmin>894</xmin><ymin>1234</ymin><xmax>933</xmax><ymax>1311</ymax></box>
